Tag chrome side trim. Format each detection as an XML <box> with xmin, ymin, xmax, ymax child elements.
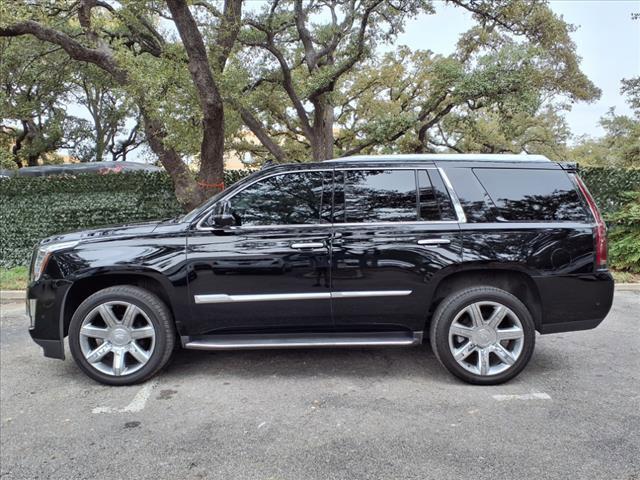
<box><xmin>194</xmin><ymin>290</ymin><xmax>412</xmax><ymax>304</ymax></box>
<box><xmin>290</xmin><ymin>242</ymin><xmax>325</xmax><ymax>249</ymax></box>
<box><xmin>195</xmin><ymin>166</ymin><xmax>458</xmax><ymax>231</ymax></box>
<box><xmin>417</xmin><ymin>239</ymin><xmax>451</xmax><ymax>246</ymax></box>
<box><xmin>200</xmin><ymin>219</ymin><xmax>458</xmax><ymax>232</ymax></box>
<box><xmin>194</xmin><ymin>293</ymin><xmax>329</xmax><ymax>304</ymax></box>
<box><xmin>323</xmin><ymin>154</ymin><xmax>551</xmax><ymax>162</ymax></box>
<box><xmin>438</xmin><ymin>167</ymin><xmax>467</xmax><ymax>224</ymax></box>
<box><xmin>330</xmin><ymin>290</ymin><xmax>412</xmax><ymax>299</ymax></box>
<box><xmin>183</xmin><ymin>331</ymin><xmax>423</xmax><ymax>350</ymax></box>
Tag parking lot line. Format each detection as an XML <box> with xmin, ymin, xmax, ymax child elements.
<box><xmin>92</xmin><ymin>379</ymin><xmax>158</xmax><ymax>414</ymax></box>
<box><xmin>492</xmin><ymin>392</ymin><xmax>552</xmax><ymax>401</ymax></box>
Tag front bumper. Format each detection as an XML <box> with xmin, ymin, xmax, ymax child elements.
<box><xmin>27</xmin><ymin>278</ymin><xmax>72</xmax><ymax>360</ymax></box>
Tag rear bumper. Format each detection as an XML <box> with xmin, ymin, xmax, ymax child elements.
<box><xmin>534</xmin><ymin>272</ymin><xmax>614</xmax><ymax>334</ymax></box>
<box><xmin>27</xmin><ymin>278</ymin><xmax>71</xmax><ymax>360</ymax></box>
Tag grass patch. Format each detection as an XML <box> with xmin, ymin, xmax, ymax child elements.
<box><xmin>611</xmin><ymin>270</ymin><xmax>640</xmax><ymax>284</ymax></box>
<box><xmin>0</xmin><ymin>266</ymin><xmax>29</xmax><ymax>290</ymax></box>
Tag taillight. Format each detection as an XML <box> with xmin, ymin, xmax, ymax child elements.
<box><xmin>574</xmin><ymin>175</ymin><xmax>607</xmax><ymax>270</ymax></box>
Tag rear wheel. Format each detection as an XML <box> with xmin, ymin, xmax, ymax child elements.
<box><xmin>430</xmin><ymin>286</ymin><xmax>536</xmax><ymax>385</ymax></box>
<box><xmin>69</xmin><ymin>285</ymin><xmax>175</xmax><ymax>386</ymax></box>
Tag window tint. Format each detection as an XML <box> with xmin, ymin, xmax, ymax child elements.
<box><xmin>337</xmin><ymin>170</ymin><xmax>418</xmax><ymax>223</ymax></box>
<box><xmin>442</xmin><ymin>167</ymin><xmax>493</xmax><ymax>222</ymax></box>
<box><xmin>417</xmin><ymin>170</ymin><xmax>439</xmax><ymax>221</ymax></box>
<box><xmin>228</xmin><ymin>171</ymin><xmax>331</xmax><ymax>226</ymax></box>
<box><xmin>474</xmin><ymin>168</ymin><xmax>588</xmax><ymax>222</ymax></box>
<box><xmin>418</xmin><ymin>170</ymin><xmax>457</xmax><ymax>221</ymax></box>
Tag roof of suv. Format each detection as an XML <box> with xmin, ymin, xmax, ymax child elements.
<box><xmin>258</xmin><ymin>153</ymin><xmax>566</xmax><ymax>173</ymax></box>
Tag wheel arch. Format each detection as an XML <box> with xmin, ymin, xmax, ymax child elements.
<box><xmin>62</xmin><ymin>271</ymin><xmax>176</xmax><ymax>338</ymax></box>
<box><xmin>428</xmin><ymin>268</ymin><xmax>543</xmax><ymax>331</ymax></box>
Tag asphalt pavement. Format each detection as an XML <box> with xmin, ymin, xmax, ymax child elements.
<box><xmin>1</xmin><ymin>290</ymin><xmax>639</xmax><ymax>480</ymax></box>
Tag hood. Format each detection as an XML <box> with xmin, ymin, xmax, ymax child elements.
<box><xmin>41</xmin><ymin>220</ymin><xmax>163</xmax><ymax>246</ymax></box>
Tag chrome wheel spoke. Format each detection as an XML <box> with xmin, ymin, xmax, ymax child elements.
<box><xmin>112</xmin><ymin>349</ymin><xmax>125</xmax><ymax>376</ymax></box>
<box><xmin>487</xmin><ymin>306</ymin><xmax>507</xmax><ymax>329</ymax></box>
<box><xmin>468</xmin><ymin>303</ymin><xmax>484</xmax><ymax>328</ymax></box>
<box><xmin>98</xmin><ymin>304</ymin><xmax>119</xmax><ymax>328</ymax></box>
<box><xmin>130</xmin><ymin>325</ymin><xmax>154</xmax><ymax>340</ymax></box>
<box><xmin>496</xmin><ymin>326</ymin><xmax>524</xmax><ymax>341</ymax></box>
<box><xmin>121</xmin><ymin>304</ymin><xmax>139</xmax><ymax>328</ymax></box>
<box><xmin>450</xmin><ymin>323</ymin><xmax>474</xmax><ymax>338</ymax></box>
<box><xmin>453</xmin><ymin>341</ymin><xmax>476</xmax><ymax>361</ymax></box>
<box><xmin>80</xmin><ymin>325</ymin><xmax>109</xmax><ymax>339</ymax></box>
<box><xmin>86</xmin><ymin>343</ymin><xmax>112</xmax><ymax>363</ymax></box>
<box><xmin>492</xmin><ymin>344</ymin><xmax>516</xmax><ymax>366</ymax></box>
<box><xmin>477</xmin><ymin>348</ymin><xmax>490</xmax><ymax>375</ymax></box>
<box><xmin>128</xmin><ymin>342</ymin><xmax>150</xmax><ymax>363</ymax></box>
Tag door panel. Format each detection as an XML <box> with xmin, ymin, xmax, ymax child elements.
<box><xmin>186</xmin><ymin>227</ymin><xmax>332</xmax><ymax>335</ymax></box>
<box><xmin>330</xmin><ymin>224</ymin><xmax>462</xmax><ymax>332</ymax></box>
<box><xmin>185</xmin><ymin>169</ymin><xmax>334</xmax><ymax>336</ymax></box>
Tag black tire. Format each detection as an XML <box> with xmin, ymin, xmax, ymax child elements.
<box><xmin>429</xmin><ymin>286</ymin><xmax>536</xmax><ymax>385</ymax></box>
<box><xmin>68</xmin><ymin>285</ymin><xmax>175</xmax><ymax>386</ymax></box>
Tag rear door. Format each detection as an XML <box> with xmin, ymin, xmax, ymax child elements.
<box><xmin>186</xmin><ymin>169</ymin><xmax>335</xmax><ymax>336</ymax></box>
<box><xmin>330</xmin><ymin>167</ymin><xmax>463</xmax><ymax>333</ymax></box>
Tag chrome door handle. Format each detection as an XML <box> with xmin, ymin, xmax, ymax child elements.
<box><xmin>291</xmin><ymin>242</ymin><xmax>325</xmax><ymax>249</ymax></box>
<box><xmin>417</xmin><ymin>239</ymin><xmax>451</xmax><ymax>246</ymax></box>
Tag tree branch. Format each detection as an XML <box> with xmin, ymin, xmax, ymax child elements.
<box><xmin>0</xmin><ymin>21</ymin><xmax>128</xmax><ymax>83</ymax></box>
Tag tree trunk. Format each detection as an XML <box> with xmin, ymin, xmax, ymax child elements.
<box><xmin>310</xmin><ymin>94</ymin><xmax>335</xmax><ymax>161</ymax></box>
<box><xmin>142</xmin><ymin>114</ymin><xmax>207</xmax><ymax>210</ymax></box>
<box><xmin>166</xmin><ymin>0</ymin><xmax>226</xmax><ymax>194</ymax></box>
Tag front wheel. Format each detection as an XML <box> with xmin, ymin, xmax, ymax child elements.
<box><xmin>429</xmin><ymin>286</ymin><xmax>536</xmax><ymax>385</ymax></box>
<box><xmin>69</xmin><ymin>285</ymin><xmax>175</xmax><ymax>386</ymax></box>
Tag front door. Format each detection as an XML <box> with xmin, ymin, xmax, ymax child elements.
<box><xmin>186</xmin><ymin>169</ymin><xmax>335</xmax><ymax>336</ymax></box>
<box><xmin>330</xmin><ymin>167</ymin><xmax>462</xmax><ymax>333</ymax></box>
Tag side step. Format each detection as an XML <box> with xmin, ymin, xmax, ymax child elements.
<box><xmin>183</xmin><ymin>331</ymin><xmax>423</xmax><ymax>351</ymax></box>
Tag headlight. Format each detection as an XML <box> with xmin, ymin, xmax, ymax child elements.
<box><xmin>31</xmin><ymin>241</ymin><xmax>79</xmax><ymax>281</ymax></box>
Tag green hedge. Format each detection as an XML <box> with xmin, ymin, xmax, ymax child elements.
<box><xmin>580</xmin><ymin>167</ymin><xmax>640</xmax><ymax>215</ymax></box>
<box><xmin>1</xmin><ymin>166</ymin><xmax>638</xmax><ymax>269</ymax></box>
<box><xmin>0</xmin><ymin>170</ymin><xmax>253</xmax><ymax>268</ymax></box>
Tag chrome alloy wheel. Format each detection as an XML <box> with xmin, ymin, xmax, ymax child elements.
<box><xmin>448</xmin><ymin>301</ymin><xmax>525</xmax><ymax>376</ymax></box>
<box><xmin>78</xmin><ymin>301</ymin><xmax>156</xmax><ymax>377</ymax></box>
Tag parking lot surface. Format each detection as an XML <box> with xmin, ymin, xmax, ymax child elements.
<box><xmin>1</xmin><ymin>290</ymin><xmax>639</xmax><ymax>480</ymax></box>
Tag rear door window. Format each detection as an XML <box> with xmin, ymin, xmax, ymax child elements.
<box><xmin>473</xmin><ymin>168</ymin><xmax>589</xmax><ymax>222</ymax></box>
<box><xmin>336</xmin><ymin>170</ymin><xmax>418</xmax><ymax>223</ymax></box>
<box><xmin>418</xmin><ymin>170</ymin><xmax>457</xmax><ymax>221</ymax></box>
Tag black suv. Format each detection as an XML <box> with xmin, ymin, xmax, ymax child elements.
<box><xmin>27</xmin><ymin>154</ymin><xmax>614</xmax><ymax>385</ymax></box>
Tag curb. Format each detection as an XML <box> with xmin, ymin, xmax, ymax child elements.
<box><xmin>1</xmin><ymin>291</ymin><xmax>25</xmax><ymax>304</ymax></box>
<box><xmin>615</xmin><ymin>283</ymin><xmax>640</xmax><ymax>292</ymax></box>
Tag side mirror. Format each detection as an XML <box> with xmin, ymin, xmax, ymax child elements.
<box><xmin>212</xmin><ymin>201</ymin><xmax>236</xmax><ymax>228</ymax></box>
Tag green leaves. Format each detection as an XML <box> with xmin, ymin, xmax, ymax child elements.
<box><xmin>607</xmin><ymin>191</ymin><xmax>640</xmax><ymax>273</ymax></box>
<box><xmin>0</xmin><ymin>170</ymin><xmax>251</xmax><ymax>268</ymax></box>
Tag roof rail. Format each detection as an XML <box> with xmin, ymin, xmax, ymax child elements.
<box><xmin>323</xmin><ymin>154</ymin><xmax>552</xmax><ymax>163</ymax></box>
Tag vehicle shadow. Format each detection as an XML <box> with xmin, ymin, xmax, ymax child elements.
<box><xmin>165</xmin><ymin>344</ymin><xmax>450</xmax><ymax>382</ymax></box>
<box><xmin>162</xmin><ymin>343</ymin><xmax>562</xmax><ymax>386</ymax></box>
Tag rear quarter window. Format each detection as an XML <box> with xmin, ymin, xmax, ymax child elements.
<box><xmin>473</xmin><ymin>168</ymin><xmax>589</xmax><ymax>222</ymax></box>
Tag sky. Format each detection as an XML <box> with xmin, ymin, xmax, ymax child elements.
<box><xmin>396</xmin><ymin>0</ymin><xmax>640</xmax><ymax>139</ymax></box>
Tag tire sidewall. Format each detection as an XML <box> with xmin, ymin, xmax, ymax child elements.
<box><xmin>432</xmin><ymin>288</ymin><xmax>536</xmax><ymax>385</ymax></box>
<box><xmin>69</xmin><ymin>287</ymin><xmax>171</xmax><ymax>386</ymax></box>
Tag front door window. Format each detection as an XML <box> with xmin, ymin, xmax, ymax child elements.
<box><xmin>228</xmin><ymin>171</ymin><xmax>332</xmax><ymax>226</ymax></box>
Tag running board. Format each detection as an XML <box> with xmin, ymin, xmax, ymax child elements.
<box><xmin>182</xmin><ymin>331</ymin><xmax>423</xmax><ymax>351</ymax></box>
